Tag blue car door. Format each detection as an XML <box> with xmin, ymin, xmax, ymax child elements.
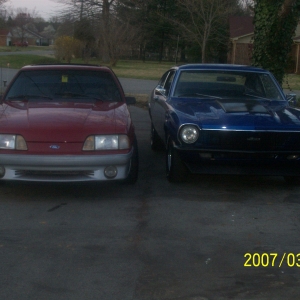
<box><xmin>151</xmin><ymin>70</ymin><xmax>176</xmax><ymax>141</ymax></box>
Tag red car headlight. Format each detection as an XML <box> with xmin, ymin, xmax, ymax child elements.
<box><xmin>0</xmin><ymin>134</ymin><xmax>27</xmax><ymax>150</ymax></box>
<box><xmin>83</xmin><ymin>135</ymin><xmax>130</xmax><ymax>151</ymax></box>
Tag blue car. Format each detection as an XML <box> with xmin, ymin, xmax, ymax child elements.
<box><xmin>148</xmin><ymin>64</ymin><xmax>300</xmax><ymax>182</ymax></box>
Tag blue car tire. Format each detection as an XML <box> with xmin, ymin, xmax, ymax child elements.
<box><xmin>150</xmin><ymin>124</ymin><xmax>163</xmax><ymax>151</ymax></box>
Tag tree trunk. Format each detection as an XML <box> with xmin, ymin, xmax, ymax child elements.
<box><xmin>158</xmin><ymin>32</ymin><xmax>165</xmax><ymax>62</ymax></box>
<box><xmin>101</xmin><ymin>0</ymin><xmax>111</xmax><ymax>63</ymax></box>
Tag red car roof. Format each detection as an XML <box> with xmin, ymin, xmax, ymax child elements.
<box><xmin>20</xmin><ymin>64</ymin><xmax>112</xmax><ymax>72</ymax></box>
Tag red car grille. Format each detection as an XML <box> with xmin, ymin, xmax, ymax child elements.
<box><xmin>15</xmin><ymin>170</ymin><xmax>95</xmax><ymax>177</ymax></box>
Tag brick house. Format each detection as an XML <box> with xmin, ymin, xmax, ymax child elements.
<box><xmin>11</xmin><ymin>27</ymin><xmax>50</xmax><ymax>46</ymax></box>
<box><xmin>0</xmin><ymin>29</ymin><xmax>12</xmax><ymax>46</ymax></box>
<box><xmin>228</xmin><ymin>16</ymin><xmax>254</xmax><ymax>65</ymax></box>
<box><xmin>228</xmin><ymin>16</ymin><xmax>300</xmax><ymax>74</ymax></box>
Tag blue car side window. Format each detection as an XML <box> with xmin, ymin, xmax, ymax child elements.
<box><xmin>158</xmin><ymin>71</ymin><xmax>169</xmax><ymax>87</ymax></box>
<box><xmin>163</xmin><ymin>71</ymin><xmax>175</xmax><ymax>96</ymax></box>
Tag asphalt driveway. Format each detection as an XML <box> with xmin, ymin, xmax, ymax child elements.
<box><xmin>1</xmin><ymin>64</ymin><xmax>300</xmax><ymax>299</ymax></box>
<box><xmin>0</xmin><ymin>104</ymin><xmax>300</xmax><ymax>299</ymax></box>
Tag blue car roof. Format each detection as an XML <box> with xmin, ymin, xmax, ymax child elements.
<box><xmin>174</xmin><ymin>64</ymin><xmax>268</xmax><ymax>73</ymax></box>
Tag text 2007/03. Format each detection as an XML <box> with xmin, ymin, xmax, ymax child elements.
<box><xmin>244</xmin><ymin>253</ymin><xmax>300</xmax><ymax>268</ymax></box>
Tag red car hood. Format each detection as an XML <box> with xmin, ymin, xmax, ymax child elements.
<box><xmin>0</xmin><ymin>101</ymin><xmax>131</xmax><ymax>142</ymax></box>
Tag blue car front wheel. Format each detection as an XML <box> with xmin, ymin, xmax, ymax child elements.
<box><xmin>150</xmin><ymin>123</ymin><xmax>163</xmax><ymax>151</ymax></box>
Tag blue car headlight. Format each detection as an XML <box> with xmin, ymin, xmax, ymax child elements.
<box><xmin>179</xmin><ymin>125</ymin><xmax>200</xmax><ymax>144</ymax></box>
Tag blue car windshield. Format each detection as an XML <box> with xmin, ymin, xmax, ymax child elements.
<box><xmin>5</xmin><ymin>70</ymin><xmax>122</xmax><ymax>102</ymax></box>
<box><xmin>173</xmin><ymin>70</ymin><xmax>284</xmax><ymax>101</ymax></box>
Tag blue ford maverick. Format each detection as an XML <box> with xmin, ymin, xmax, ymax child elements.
<box><xmin>148</xmin><ymin>64</ymin><xmax>300</xmax><ymax>183</ymax></box>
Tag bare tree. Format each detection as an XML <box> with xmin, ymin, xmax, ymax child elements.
<box><xmin>104</xmin><ymin>16</ymin><xmax>138</xmax><ymax>65</ymax></box>
<box><xmin>174</xmin><ymin>0</ymin><xmax>239</xmax><ymax>63</ymax></box>
<box><xmin>96</xmin><ymin>0</ymin><xmax>116</xmax><ymax>62</ymax></box>
<box><xmin>54</xmin><ymin>0</ymin><xmax>116</xmax><ymax>62</ymax></box>
<box><xmin>11</xmin><ymin>8</ymin><xmax>40</xmax><ymax>44</ymax></box>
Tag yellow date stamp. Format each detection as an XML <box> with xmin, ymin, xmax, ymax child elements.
<box><xmin>244</xmin><ymin>253</ymin><xmax>300</xmax><ymax>267</ymax></box>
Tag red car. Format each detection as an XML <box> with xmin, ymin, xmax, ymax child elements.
<box><xmin>0</xmin><ymin>64</ymin><xmax>138</xmax><ymax>183</ymax></box>
<box><xmin>13</xmin><ymin>41</ymin><xmax>28</xmax><ymax>47</ymax></box>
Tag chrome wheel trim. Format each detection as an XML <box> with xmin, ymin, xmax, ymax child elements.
<box><xmin>150</xmin><ymin>126</ymin><xmax>154</xmax><ymax>146</ymax></box>
<box><xmin>167</xmin><ymin>145</ymin><xmax>172</xmax><ymax>172</ymax></box>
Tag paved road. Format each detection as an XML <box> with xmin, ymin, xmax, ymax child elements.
<box><xmin>119</xmin><ymin>77</ymin><xmax>157</xmax><ymax>94</ymax></box>
<box><xmin>1</xmin><ymin>105</ymin><xmax>300</xmax><ymax>299</ymax></box>
<box><xmin>0</xmin><ymin>67</ymin><xmax>18</xmax><ymax>89</ymax></box>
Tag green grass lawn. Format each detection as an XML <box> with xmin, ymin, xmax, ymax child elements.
<box><xmin>108</xmin><ymin>60</ymin><xmax>174</xmax><ymax>80</ymax></box>
<box><xmin>0</xmin><ymin>54</ymin><xmax>173</xmax><ymax>80</ymax></box>
<box><xmin>282</xmin><ymin>74</ymin><xmax>300</xmax><ymax>90</ymax></box>
<box><xmin>0</xmin><ymin>54</ymin><xmax>59</xmax><ymax>69</ymax></box>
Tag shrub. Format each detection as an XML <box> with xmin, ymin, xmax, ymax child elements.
<box><xmin>54</xmin><ymin>36</ymin><xmax>83</xmax><ymax>63</ymax></box>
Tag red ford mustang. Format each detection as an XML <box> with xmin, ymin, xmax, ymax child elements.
<box><xmin>0</xmin><ymin>64</ymin><xmax>138</xmax><ymax>183</ymax></box>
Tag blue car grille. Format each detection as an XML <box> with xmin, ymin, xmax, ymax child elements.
<box><xmin>196</xmin><ymin>131</ymin><xmax>300</xmax><ymax>151</ymax></box>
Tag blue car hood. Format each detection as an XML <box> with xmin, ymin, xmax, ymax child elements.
<box><xmin>169</xmin><ymin>97</ymin><xmax>300</xmax><ymax>131</ymax></box>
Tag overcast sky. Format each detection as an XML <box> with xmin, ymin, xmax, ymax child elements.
<box><xmin>6</xmin><ymin>0</ymin><xmax>65</xmax><ymax>19</ymax></box>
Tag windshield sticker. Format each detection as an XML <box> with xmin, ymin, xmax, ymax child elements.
<box><xmin>62</xmin><ymin>75</ymin><xmax>68</xmax><ymax>83</ymax></box>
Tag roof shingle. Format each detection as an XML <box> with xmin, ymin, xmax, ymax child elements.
<box><xmin>229</xmin><ymin>16</ymin><xmax>254</xmax><ymax>39</ymax></box>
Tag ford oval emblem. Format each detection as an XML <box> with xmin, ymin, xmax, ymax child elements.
<box><xmin>50</xmin><ymin>145</ymin><xmax>60</xmax><ymax>149</ymax></box>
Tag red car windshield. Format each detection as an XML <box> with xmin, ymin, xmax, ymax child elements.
<box><xmin>5</xmin><ymin>69</ymin><xmax>122</xmax><ymax>102</ymax></box>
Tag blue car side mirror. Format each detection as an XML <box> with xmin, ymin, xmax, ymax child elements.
<box><xmin>286</xmin><ymin>93</ymin><xmax>297</xmax><ymax>107</ymax></box>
